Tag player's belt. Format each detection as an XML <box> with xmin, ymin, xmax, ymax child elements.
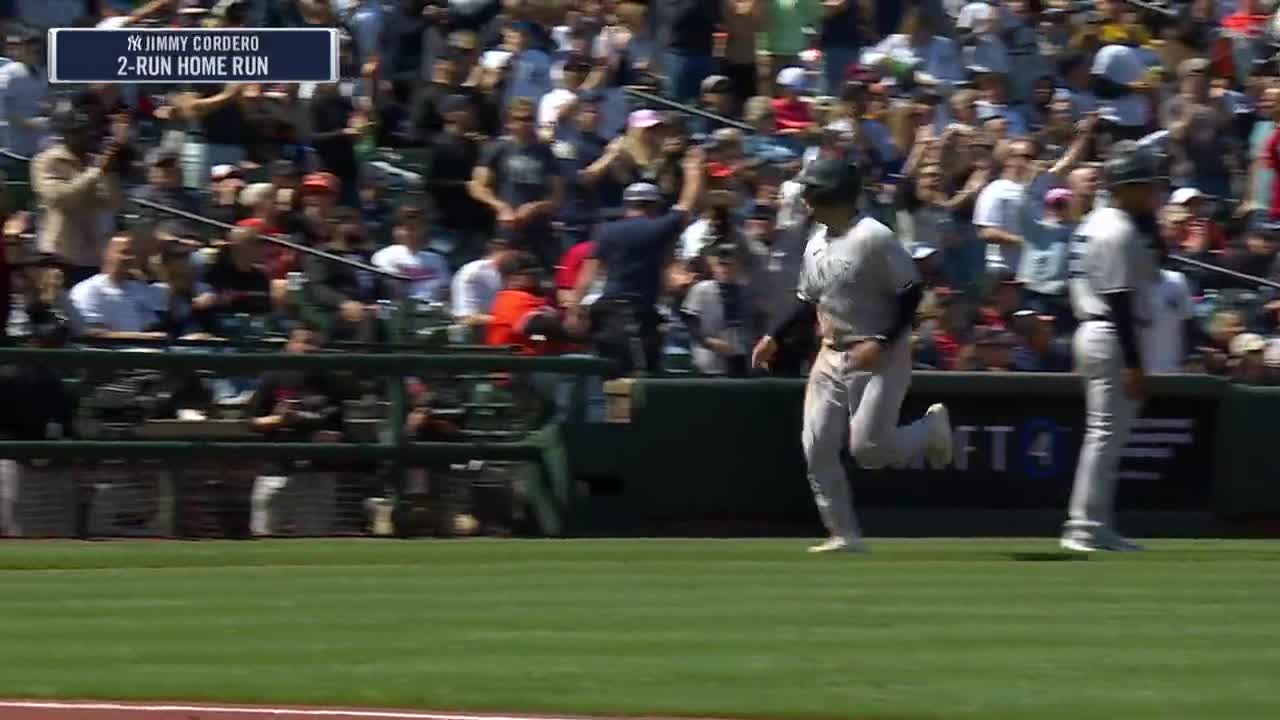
<box><xmin>1085</xmin><ymin>315</ymin><xmax>1151</xmax><ymax>327</ymax></box>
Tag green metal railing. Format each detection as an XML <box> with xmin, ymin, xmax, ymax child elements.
<box><xmin>0</xmin><ymin>348</ymin><xmax>614</xmax><ymax>536</ymax></box>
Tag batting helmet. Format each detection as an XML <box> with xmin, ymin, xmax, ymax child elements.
<box><xmin>796</xmin><ymin>154</ymin><xmax>862</xmax><ymax>207</ymax></box>
<box><xmin>1103</xmin><ymin>140</ymin><xmax>1168</xmax><ymax>188</ymax></box>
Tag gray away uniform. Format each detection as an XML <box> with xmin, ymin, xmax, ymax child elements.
<box><xmin>1066</xmin><ymin>207</ymin><xmax>1157</xmax><ymax>533</ymax></box>
<box><xmin>798</xmin><ymin>216</ymin><xmax>934</xmax><ymax>541</ymax></box>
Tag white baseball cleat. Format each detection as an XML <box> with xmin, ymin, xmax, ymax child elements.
<box><xmin>1059</xmin><ymin>532</ymin><xmax>1101</xmax><ymax>553</ymax></box>
<box><xmin>925</xmin><ymin>403</ymin><xmax>953</xmax><ymax>469</ymax></box>
<box><xmin>807</xmin><ymin>536</ymin><xmax>869</xmax><ymax>554</ymax></box>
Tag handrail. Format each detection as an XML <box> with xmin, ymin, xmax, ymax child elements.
<box><xmin>1169</xmin><ymin>253</ymin><xmax>1280</xmax><ymax>292</ymax></box>
<box><xmin>622</xmin><ymin>87</ymin><xmax>756</xmax><ymax>134</ymax></box>
<box><xmin>55</xmin><ymin>336</ymin><xmax>516</xmax><ymax>354</ymax></box>
<box><xmin>0</xmin><ymin>346</ymin><xmax>615</xmax><ymax>374</ymax></box>
<box><xmin>1</xmin><ymin>148</ymin><xmax>412</xmax><ymax>283</ymax></box>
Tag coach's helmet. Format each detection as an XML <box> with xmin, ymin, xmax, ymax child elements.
<box><xmin>1103</xmin><ymin>140</ymin><xmax>1168</xmax><ymax>188</ymax></box>
<box><xmin>796</xmin><ymin>153</ymin><xmax>862</xmax><ymax>208</ymax></box>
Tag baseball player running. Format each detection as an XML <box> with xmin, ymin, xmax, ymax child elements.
<box><xmin>1063</xmin><ymin>141</ymin><xmax>1165</xmax><ymax>553</ymax></box>
<box><xmin>751</xmin><ymin>156</ymin><xmax>954</xmax><ymax>554</ymax></box>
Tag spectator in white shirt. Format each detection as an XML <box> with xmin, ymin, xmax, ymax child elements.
<box><xmin>371</xmin><ymin>206</ymin><xmax>451</xmax><ymax>303</ymax></box>
<box><xmin>69</xmin><ymin>234</ymin><xmax>165</xmax><ymax>339</ymax></box>
<box><xmin>973</xmin><ymin>137</ymin><xmax>1037</xmax><ymax>274</ymax></box>
<box><xmin>450</xmin><ymin>237</ymin><xmax>508</xmax><ymax>338</ymax></box>
<box><xmin>0</xmin><ymin>33</ymin><xmax>48</xmax><ymax>158</ymax></box>
<box><xmin>1144</xmin><ymin>268</ymin><xmax>1195</xmax><ymax>373</ymax></box>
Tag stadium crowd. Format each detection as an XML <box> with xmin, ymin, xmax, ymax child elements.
<box><xmin>2</xmin><ymin>0</ymin><xmax>1280</xmax><ymax>388</ymax></box>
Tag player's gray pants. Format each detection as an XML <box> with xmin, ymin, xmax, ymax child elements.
<box><xmin>802</xmin><ymin>340</ymin><xmax>931</xmax><ymax>540</ymax></box>
<box><xmin>1068</xmin><ymin>321</ymin><xmax>1142</xmax><ymax>532</ymax></box>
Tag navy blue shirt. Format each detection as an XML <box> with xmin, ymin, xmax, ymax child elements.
<box><xmin>554</xmin><ymin>131</ymin><xmax>610</xmax><ymax>229</ymax></box>
<box><xmin>592</xmin><ymin>210</ymin><xmax>688</xmax><ymax>306</ymax></box>
<box><xmin>662</xmin><ymin>0</ymin><xmax>720</xmax><ymax>55</ymax></box>
<box><xmin>820</xmin><ymin>4</ymin><xmax>861</xmax><ymax>49</ymax></box>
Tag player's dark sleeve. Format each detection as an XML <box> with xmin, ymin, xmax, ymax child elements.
<box><xmin>769</xmin><ymin>298</ymin><xmax>817</xmax><ymax>340</ymax></box>
<box><xmin>876</xmin><ymin>282</ymin><xmax>924</xmax><ymax>345</ymax></box>
<box><xmin>1104</xmin><ymin>291</ymin><xmax>1143</xmax><ymax>370</ymax></box>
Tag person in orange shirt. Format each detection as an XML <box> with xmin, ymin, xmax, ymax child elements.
<box><xmin>486</xmin><ymin>251</ymin><xmax>572</xmax><ymax>355</ymax></box>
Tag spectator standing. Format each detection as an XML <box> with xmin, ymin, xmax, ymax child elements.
<box><xmin>1163</xmin><ymin>57</ymin><xmax>1237</xmax><ymax>198</ymax></box>
<box><xmin>722</xmin><ymin>0</ymin><xmax>763</xmax><ymax>106</ymax></box>
<box><xmin>371</xmin><ymin>206</ymin><xmax>451</xmax><ymax>302</ymax></box>
<box><xmin>1249</xmin><ymin>85</ymin><xmax>1280</xmax><ymax>214</ymax></box>
<box><xmin>683</xmin><ymin>244</ymin><xmax>755</xmax><ymax>376</ymax></box>
<box><xmin>504</xmin><ymin>21</ymin><xmax>553</xmax><ymax>109</ymax></box>
<box><xmin>32</xmin><ymin>103</ymin><xmax>126</xmax><ymax>286</ymax></box>
<box><xmin>469</xmin><ymin>98</ymin><xmax>565</xmax><ymax>268</ymax></box>
<box><xmin>973</xmin><ymin>137</ymin><xmax>1037</xmax><ymax>275</ymax></box>
<box><xmin>1144</xmin><ymin>267</ymin><xmax>1195</xmax><ymax>373</ymax></box>
<box><xmin>0</xmin><ymin>32</ymin><xmax>47</xmax><ymax>158</ymax></box>
<box><xmin>819</xmin><ymin>0</ymin><xmax>867</xmax><ymax>95</ymax></box>
<box><xmin>568</xmin><ymin>149</ymin><xmax>705</xmax><ymax>376</ymax></box>
<box><xmin>1090</xmin><ymin>42</ymin><xmax>1154</xmax><ymax>143</ymax></box>
<box><xmin>133</xmin><ymin>148</ymin><xmax>203</xmax><ymax>243</ymax></box>
<box><xmin>309</xmin><ymin>82</ymin><xmax>362</xmax><ymax>208</ymax></box>
<box><xmin>170</xmin><ymin>84</ymin><xmax>252</xmax><ymax>191</ymax></box>
<box><xmin>661</xmin><ymin>0</ymin><xmax>720</xmax><ymax>103</ymax></box>
<box><xmin>69</xmin><ymin>234</ymin><xmax>163</xmax><ymax>339</ymax></box>
<box><xmin>423</xmin><ymin>94</ymin><xmax>487</xmax><ymax>262</ymax></box>
<box><xmin>1017</xmin><ymin>186</ymin><xmax>1074</xmax><ymax>328</ymax></box>
<box><xmin>554</xmin><ymin>92</ymin><xmax>624</xmax><ymax>247</ymax></box>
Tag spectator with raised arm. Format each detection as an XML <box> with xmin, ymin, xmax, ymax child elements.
<box><xmin>32</xmin><ymin>101</ymin><xmax>126</xmax><ymax>286</ymax></box>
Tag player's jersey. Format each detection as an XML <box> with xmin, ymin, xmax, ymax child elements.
<box><xmin>1067</xmin><ymin>207</ymin><xmax>1158</xmax><ymax>323</ymax></box>
<box><xmin>797</xmin><ymin>216</ymin><xmax>919</xmax><ymax>347</ymax></box>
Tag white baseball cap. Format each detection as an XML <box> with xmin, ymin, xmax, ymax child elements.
<box><xmin>1170</xmin><ymin>187</ymin><xmax>1205</xmax><ymax>205</ymax></box>
<box><xmin>776</xmin><ymin>66</ymin><xmax>807</xmax><ymax>91</ymax></box>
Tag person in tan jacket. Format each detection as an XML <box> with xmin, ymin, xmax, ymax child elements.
<box><xmin>31</xmin><ymin>102</ymin><xmax>127</xmax><ymax>286</ymax></box>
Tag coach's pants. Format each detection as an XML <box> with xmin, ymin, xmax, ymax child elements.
<box><xmin>251</xmin><ymin>473</ymin><xmax>337</xmax><ymax>536</ymax></box>
<box><xmin>802</xmin><ymin>340</ymin><xmax>931</xmax><ymax>540</ymax></box>
<box><xmin>1068</xmin><ymin>321</ymin><xmax>1142</xmax><ymax>533</ymax></box>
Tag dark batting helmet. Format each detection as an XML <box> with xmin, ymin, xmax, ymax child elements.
<box><xmin>796</xmin><ymin>154</ymin><xmax>863</xmax><ymax>207</ymax></box>
<box><xmin>1103</xmin><ymin>140</ymin><xmax>1168</xmax><ymax>188</ymax></box>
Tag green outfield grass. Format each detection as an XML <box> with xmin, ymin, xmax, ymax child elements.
<box><xmin>0</xmin><ymin>539</ymin><xmax>1278</xmax><ymax>720</ymax></box>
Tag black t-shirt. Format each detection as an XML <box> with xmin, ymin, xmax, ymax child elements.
<box><xmin>592</xmin><ymin>210</ymin><xmax>687</xmax><ymax>306</ymax></box>
<box><xmin>203</xmin><ymin>247</ymin><xmax>271</xmax><ymax>314</ymax></box>
<box><xmin>481</xmin><ymin>138</ymin><xmax>559</xmax><ymax>208</ymax></box>
<box><xmin>385</xmin><ymin>13</ymin><xmax>431</xmax><ymax>82</ymax></box>
<box><xmin>663</xmin><ymin>0</ymin><xmax>719</xmax><ymax>55</ymax></box>
<box><xmin>820</xmin><ymin>4</ymin><xmax>862</xmax><ymax>49</ymax></box>
<box><xmin>310</xmin><ymin>94</ymin><xmax>358</xmax><ymax>188</ymax></box>
<box><xmin>201</xmin><ymin>94</ymin><xmax>253</xmax><ymax>147</ymax></box>
<box><xmin>427</xmin><ymin>130</ymin><xmax>488</xmax><ymax>231</ymax></box>
<box><xmin>249</xmin><ymin>369</ymin><xmax>344</xmax><ymax>441</ymax></box>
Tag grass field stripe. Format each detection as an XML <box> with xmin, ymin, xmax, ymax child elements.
<box><xmin>0</xmin><ymin>701</ymin><xmax>568</xmax><ymax>720</ymax></box>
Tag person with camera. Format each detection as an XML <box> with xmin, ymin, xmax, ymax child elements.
<box><xmin>565</xmin><ymin>147</ymin><xmax>705</xmax><ymax>377</ymax></box>
<box><xmin>32</xmin><ymin>101</ymin><xmax>128</xmax><ymax>287</ymax></box>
